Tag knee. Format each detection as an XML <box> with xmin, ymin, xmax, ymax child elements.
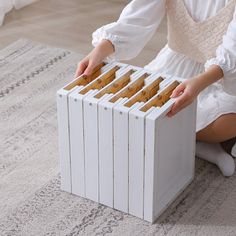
<box><xmin>210</xmin><ymin>114</ymin><xmax>236</xmax><ymax>141</ymax></box>
<box><xmin>197</xmin><ymin>114</ymin><xmax>236</xmax><ymax>142</ymax></box>
<box><xmin>212</xmin><ymin>114</ymin><xmax>236</xmax><ymax>136</ymax></box>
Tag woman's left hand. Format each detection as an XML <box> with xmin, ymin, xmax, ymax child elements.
<box><xmin>167</xmin><ymin>65</ymin><xmax>224</xmax><ymax>117</ymax></box>
<box><xmin>167</xmin><ymin>77</ymin><xmax>204</xmax><ymax>117</ymax></box>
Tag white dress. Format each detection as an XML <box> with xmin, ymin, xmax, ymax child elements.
<box><xmin>92</xmin><ymin>0</ymin><xmax>236</xmax><ymax>132</ymax></box>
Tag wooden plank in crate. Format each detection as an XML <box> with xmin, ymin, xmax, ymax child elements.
<box><xmin>112</xmin><ymin>73</ymin><xmax>164</xmax><ymax>213</ymax></box>
<box><xmin>97</xmin><ymin>66</ymin><xmax>150</xmax><ymax>208</ymax></box>
<box><xmin>56</xmin><ymin>62</ymin><xmax>110</xmax><ymax>192</ymax></box>
<box><xmin>82</xmin><ymin>64</ymin><xmax>134</xmax><ymax>202</ymax></box>
<box><xmin>67</xmin><ymin>63</ymin><xmax>122</xmax><ymax>197</ymax></box>
<box><xmin>143</xmin><ymin>83</ymin><xmax>196</xmax><ymax>222</ymax></box>
<box><xmin>128</xmin><ymin>80</ymin><xmax>184</xmax><ymax>219</ymax></box>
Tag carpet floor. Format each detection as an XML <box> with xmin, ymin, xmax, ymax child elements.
<box><xmin>1</xmin><ymin>39</ymin><xmax>236</xmax><ymax>236</ymax></box>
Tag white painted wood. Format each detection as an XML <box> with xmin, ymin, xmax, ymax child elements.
<box><xmin>56</xmin><ymin>62</ymin><xmax>197</xmax><ymax>224</ymax></box>
<box><xmin>83</xmin><ymin>93</ymin><xmax>101</xmax><ymax>202</ymax></box>
<box><xmin>159</xmin><ymin>77</ymin><xmax>174</xmax><ymax>90</ymax></box>
<box><xmin>98</xmin><ymin>96</ymin><xmax>125</xmax><ymax>207</ymax></box>
<box><xmin>67</xmin><ymin>62</ymin><xmax>127</xmax><ymax>200</ymax></box>
<box><xmin>112</xmin><ymin>74</ymin><xmax>164</xmax><ymax>213</ymax></box>
<box><xmin>97</xmin><ymin>67</ymin><xmax>149</xmax><ymax>208</ymax></box>
<box><xmin>56</xmin><ymin>62</ymin><xmax>118</xmax><ymax>193</ymax></box>
<box><xmin>143</xmin><ymin>95</ymin><xmax>196</xmax><ymax>223</ymax></box>
<box><xmin>98</xmin><ymin>98</ymin><xmax>114</xmax><ymax>207</ymax></box>
<box><xmin>128</xmin><ymin>107</ymin><xmax>155</xmax><ymax>219</ymax></box>
<box><xmin>82</xmin><ymin>65</ymin><xmax>132</xmax><ymax>202</ymax></box>
<box><xmin>56</xmin><ymin>89</ymin><xmax>73</xmax><ymax>192</ymax></box>
<box><xmin>113</xmin><ymin>102</ymin><xmax>144</xmax><ymax>213</ymax></box>
<box><xmin>113</xmin><ymin>104</ymin><xmax>130</xmax><ymax>213</ymax></box>
<box><xmin>68</xmin><ymin>86</ymin><xmax>85</xmax><ymax>197</ymax></box>
<box><xmin>68</xmin><ymin>88</ymin><xmax>97</xmax><ymax>197</ymax></box>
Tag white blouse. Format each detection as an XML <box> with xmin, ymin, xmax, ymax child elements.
<box><xmin>92</xmin><ymin>0</ymin><xmax>236</xmax><ymax>95</ymax></box>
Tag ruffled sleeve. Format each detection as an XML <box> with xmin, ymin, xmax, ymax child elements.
<box><xmin>204</xmin><ymin>4</ymin><xmax>236</xmax><ymax>95</ymax></box>
<box><xmin>92</xmin><ymin>0</ymin><xmax>166</xmax><ymax>62</ymax></box>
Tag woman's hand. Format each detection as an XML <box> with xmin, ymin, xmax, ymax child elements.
<box><xmin>167</xmin><ymin>77</ymin><xmax>203</xmax><ymax>117</ymax></box>
<box><xmin>75</xmin><ymin>39</ymin><xmax>115</xmax><ymax>78</ymax></box>
<box><xmin>167</xmin><ymin>64</ymin><xmax>224</xmax><ymax>117</ymax></box>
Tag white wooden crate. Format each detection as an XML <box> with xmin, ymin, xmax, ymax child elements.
<box><xmin>56</xmin><ymin>62</ymin><xmax>196</xmax><ymax>223</ymax></box>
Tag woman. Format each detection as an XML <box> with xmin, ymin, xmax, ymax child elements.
<box><xmin>75</xmin><ymin>0</ymin><xmax>236</xmax><ymax>176</ymax></box>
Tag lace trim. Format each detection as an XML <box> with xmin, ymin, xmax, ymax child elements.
<box><xmin>166</xmin><ymin>0</ymin><xmax>236</xmax><ymax>63</ymax></box>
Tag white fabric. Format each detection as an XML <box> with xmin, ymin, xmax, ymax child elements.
<box><xmin>0</xmin><ymin>0</ymin><xmax>38</xmax><ymax>26</ymax></box>
<box><xmin>13</xmin><ymin>0</ymin><xmax>38</xmax><ymax>9</ymax></box>
<box><xmin>92</xmin><ymin>0</ymin><xmax>236</xmax><ymax>132</ymax></box>
<box><xmin>0</xmin><ymin>0</ymin><xmax>13</xmax><ymax>25</ymax></box>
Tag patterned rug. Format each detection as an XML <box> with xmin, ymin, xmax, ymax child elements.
<box><xmin>1</xmin><ymin>39</ymin><xmax>236</xmax><ymax>236</ymax></box>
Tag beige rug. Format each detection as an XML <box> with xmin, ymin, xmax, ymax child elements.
<box><xmin>1</xmin><ymin>39</ymin><xmax>236</xmax><ymax>236</ymax></box>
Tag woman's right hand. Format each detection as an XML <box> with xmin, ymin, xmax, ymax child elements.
<box><xmin>75</xmin><ymin>39</ymin><xmax>115</xmax><ymax>78</ymax></box>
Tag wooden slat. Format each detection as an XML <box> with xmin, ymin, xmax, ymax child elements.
<box><xmin>140</xmin><ymin>81</ymin><xmax>179</xmax><ymax>112</ymax></box>
<box><xmin>94</xmin><ymin>70</ymin><xmax>135</xmax><ymax>99</ymax></box>
<box><xmin>109</xmin><ymin>73</ymin><xmax>149</xmax><ymax>103</ymax></box>
<box><xmin>79</xmin><ymin>66</ymin><xmax>120</xmax><ymax>95</ymax></box>
<box><xmin>124</xmin><ymin>76</ymin><xmax>164</xmax><ymax>107</ymax></box>
<box><xmin>64</xmin><ymin>62</ymin><xmax>106</xmax><ymax>91</ymax></box>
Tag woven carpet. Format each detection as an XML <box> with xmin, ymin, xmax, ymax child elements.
<box><xmin>1</xmin><ymin>39</ymin><xmax>236</xmax><ymax>236</ymax></box>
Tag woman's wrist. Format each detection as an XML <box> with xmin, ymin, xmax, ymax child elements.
<box><xmin>196</xmin><ymin>64</ymin><xmax>224</xmax><ymax>90</ymax></box>
<box><xmin>97</xmin><ymin>39</ymin><xmax>115</xmax><ymax>58</ymax></box>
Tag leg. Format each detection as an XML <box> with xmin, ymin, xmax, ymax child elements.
<box><xmin>196</xmin><ymin>113</ymin><xmax>236</xmax><ymax>143</ymax></box>
<box><xmin>195</xmin><ymin>113</ymin><xmax>236</xmax><ymax>177</ymax></box>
